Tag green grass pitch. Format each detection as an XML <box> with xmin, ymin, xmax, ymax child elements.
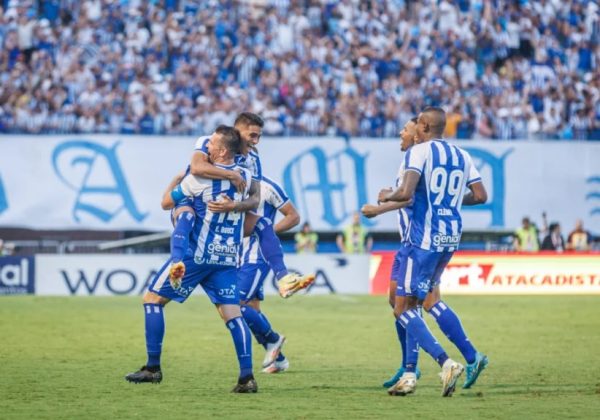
<box><xmin>2</xmin><ymin>294</ymin><xmax>599</xmax><ymax>419</ymax></box>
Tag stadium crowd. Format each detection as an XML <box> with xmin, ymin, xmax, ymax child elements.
<box><xmin>0</xmin><ymin>0</ymin><xmax>598</xmax><ymax>139</ymax></box>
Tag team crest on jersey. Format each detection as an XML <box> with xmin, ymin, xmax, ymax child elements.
<box><xmin>52</xmin><ymin>141</ymin><xmax>147</xmax><ymax>224</ymax></box>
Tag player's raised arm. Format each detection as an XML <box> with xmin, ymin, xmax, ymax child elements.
<box><xmin>191</xmin><ymin>149</ymin><xmax>246</xmax><ymax>193</ymax></box>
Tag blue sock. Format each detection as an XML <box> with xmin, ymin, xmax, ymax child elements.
<box><xmin>399</xmin><ymin>308</ymin><xmax>448</xmax><ymax>367</ymax></box>
<box><xmin>394</xmin><ymin>319</ymin><xmax>407</xmax><ymax>369</ymax></box>
<box><xmin>429</xmin><ymin>301</ymin><xmax>477</xmax><ymax>364</ymax></box>
<box><xmin>144</xmin><ymin>303</ymin><xmax>165</xmax><ymax>368</ymax></box>
<box><xmin>404</xmin><ymin>317</ymin><xmax>420</xmax><ymax>373</ymax></box>
<box><xmin>253</xmin><ymin>217</ymin><xmax>288</xmax><ymax>280</ymax></box>
<box><xmin>241</xmin><ymin>306</ymin><xmax>281</xmax><ymax>345</ymax></box>
<box><xmin>226</xmin><ymin>317</ymin><xmax>253</xmax><ymax>379</ymax></box>
<box><xmin>171</xmin><ymin>211</ymin><xmax>194</xmax><ymax>262</ymax></box>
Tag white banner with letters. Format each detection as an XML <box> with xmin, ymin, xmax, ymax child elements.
<box><xmin>0</xmin><ymin>135</ymin><xmax>599</xmax><ymax>232</ymax></box>
<box><xmin>34</xmin><ymin>254</ymin><xmax>370</xmax><ymax>296</ymax></box>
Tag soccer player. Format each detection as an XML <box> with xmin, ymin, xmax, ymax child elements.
<box><xmin>125</xmin><ymin>126</ymin><xmax>259</xmax><ymax>393</ymax></box>
<box><xmin>378</xmin><ymin>107</ymin><xmax>488</xmax><ymax>397</ymax></box>
<box><xmin>173</xmin><ymin>112</ymin><xmax>314</xmax><ymax>298</ymax></box>
<box><xmin>238</xmin><ymin>175</ymin><xmax>300</xmax><ymax>373</ymax></box>
<box><xmin>361</xmin><ymin>117</ymin><xmax>421</xmax><ymax>389</ymax></box>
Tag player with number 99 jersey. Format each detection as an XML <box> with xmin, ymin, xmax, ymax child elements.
<box><xmin>404</xmin><ymin>140</ymin><xmax>481</xmax><ymax>253</ymax></box>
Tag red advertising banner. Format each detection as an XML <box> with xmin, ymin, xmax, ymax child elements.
<box><xmin>370</xmin><ymin>251</ymin><xmax>600</xmax><ymax>295</ymax></box>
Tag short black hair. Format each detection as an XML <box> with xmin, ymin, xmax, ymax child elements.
<box><xmin>421</xmin><ymin>106</ymin><xmax>446</xmax><ymax>135</ymax></box>
<box><xmin>410</xmin><ymin>117</ymin><xmax>418</xmax><ymax>124</ymax></box>
<box><xmin>214</xmin><ymin>125</ymin><xmax>241</xmax><ymax>156</ymax></box>
<box><xmin>234</xmin><ymin>112</ymin><xmax>264</xmax><ymax>128</ymax></box>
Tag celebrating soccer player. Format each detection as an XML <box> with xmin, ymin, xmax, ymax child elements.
<box><xmin>171</xmin><ymin>112</ymin><xmax>314</xmax><ymax>298</ymax></box>
<box><xmin>361</xmin><ymin>117</ymin><xmax>422</xmax><ymax>389</ymax></box>
<box><xmin>125</xmin><ymin>126</ymin><xmax>259</xmax><ymax>393</ymax></box>
<box><xmin>379</xmin><ymin>107</ymin><xmax>488</xmax><ymax>397</ymax></box>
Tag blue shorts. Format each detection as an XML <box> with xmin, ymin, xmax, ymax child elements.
<box><xmin>390</xmin><ymin>244</ymin><xmax>409</xmax><ymax>282</ymax></box>
<box><xmin>148</xmin><ymin>255</ymin><xmax>239</xmax><ymax>304</ymax></box>
<box><xmin>396</xmin><ymin>245</ymin><xmax>453</xmax><ymax>300</ymax></box>
<box><xmin>238</xmin><ymin>261</ymin><xmax>271</xmax><ymax>302</ymax></box>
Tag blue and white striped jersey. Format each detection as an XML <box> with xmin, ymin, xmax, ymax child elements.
<box><xmin>404</xmin><ymin>140</ymin><xmax>481</xmax><ymax>252</ymax></box>
<box><xmin>195</xmin><ymin>136</ymin><xmax>263</xmax><ymax>181</ymax></box>
<box><xmin>240</xmin><ymin>176</ymin><xmax>290</xmax><ymax>265</ymax></box>
<box><xmin>395</xmin><ymin>157</ymin><xmax>412</xmax><ymax>243</ymax></box>
<box><xmin>179</xmin><ymin>164</ymin><xmax>252</xmax><ymax>266</ymax></box>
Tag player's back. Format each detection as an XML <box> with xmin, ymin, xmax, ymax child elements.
<box><xmin>241</xmin><ymin>176</ymin><xmax>289</xmax><ymax>265</ymax></box>
<box><xmin>179</xmin><ymin>163</ymin><xmax>252</xmax><ymax>266</ymax></box>
<box><xmin>405</xmin><ymin>140</ymin><xmax>481</xmax><ymax>252</ymax></box>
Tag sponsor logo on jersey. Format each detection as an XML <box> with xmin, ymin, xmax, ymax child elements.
<box><xmin>432</xmin><ymin>233</ymin><xmax>461</xmax><ymax>247</ymax></box>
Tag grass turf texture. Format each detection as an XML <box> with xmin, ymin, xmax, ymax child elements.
<box><xmin>2</xmin><ymin>295</ymin><xmax>599</xmax><ymax>419</ymax></box>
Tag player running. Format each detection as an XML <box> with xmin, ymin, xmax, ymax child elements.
<box><xmin>125</xmin><ymin>126</ymin><xmax>259</xmax><ymax>393</ymax></box>
<box><xmin>361</xmin><ymin>117</ymin><xmax>422</xmax><ymax>389</ymax></box>
<box><xmin>378</xmin><ymin>107</ymin><xmax>488</xmax><ymax>397</ymax></box>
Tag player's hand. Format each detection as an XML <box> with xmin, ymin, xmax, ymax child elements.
<box><xmin>377</xmin><ymin>188</ymin><xmax>393</xmax><ymax>204</ymax></box>
<box><xmin>208</xmin><ymin>195</ymin><xmax>236</xmax><ymax>213</ymax></box>
<box><xmin>361</xmin><ymin>204</ymin><xmax>380</xmax><ymax>219</ymax></box>
<box><xmin>229</xmin><ymin>170</ymin><xmax>246</xmax><ymax>194</ymax></box>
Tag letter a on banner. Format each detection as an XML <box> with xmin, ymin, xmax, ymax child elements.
<box><xmin>52</xmin><ymin>141</ymin><xmax>147</xmax><ymax>224</ymax></box>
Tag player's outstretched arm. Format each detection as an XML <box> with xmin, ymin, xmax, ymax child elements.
<box><xmin>361</xmin><ymin>200</ymin><xmax>412</xmax><ymax>219</ymax></box>
<box><xmin>379</xmin><ymin>171</ymin><xmax>420</xmax><ymax>203</ymax></box>
<box><xmin>161</xmin><ymin>172</ymin><xmax>186</xmax><ymax>210</ymax></box>
<box><xmin>462</xmin><ymin>181</ymin><xmax>488</xmax><ymax>206</ymax></box>
<box><xmin>274</xmin><ymin>202</ymin><xmax>300</xmax><ymax>233</ymax></box>
<box><xmin>191</xmin><ymin>151</ymin><xmax>246</xmax><ymax>193</ymax></box>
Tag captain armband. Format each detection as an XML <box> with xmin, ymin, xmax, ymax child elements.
<box><xmin>170</xmin><ymin>184</ymin><xmax>187</xmax><ymax>204</ymax></box>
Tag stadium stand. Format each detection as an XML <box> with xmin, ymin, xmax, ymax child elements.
<box><xmin>0</xmin><ymin>0</ymin><xmax>598</xmax><ymax>139</ymax></box>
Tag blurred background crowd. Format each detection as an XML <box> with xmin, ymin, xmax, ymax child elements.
<box><xmin>0</xmin><ymin>0</ymin><xmax>598</xmax><ymax>139</ymax></box>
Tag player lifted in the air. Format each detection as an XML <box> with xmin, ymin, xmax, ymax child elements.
<box><xmin>169</xmin><ymin>113</ymin><xmax>314</xmax><ymax>298</ymax></box>
<box><xmin>125</xmin><ymin>126</ymin><xmax>259</xmax><ymax>393</ymax></box>
<box><xmin>379</xmin><ymin>107</ymin><xmax>488</xmax><ymax>397</ymax></box>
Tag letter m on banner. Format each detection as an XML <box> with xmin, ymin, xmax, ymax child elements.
<box><xmin>283</xmin><ymin>146</ymin><xmax>371</xmax><ymax>230</ymax></box>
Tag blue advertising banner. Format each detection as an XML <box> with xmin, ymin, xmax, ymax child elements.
<box><xmin>0</xmin><ymin>256</ymin><xmax>35</xmax><ymax>295</ymax></box>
